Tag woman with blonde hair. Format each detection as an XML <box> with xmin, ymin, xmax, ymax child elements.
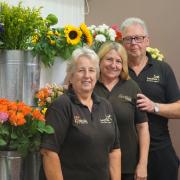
<box><xmin>94</xmin><ymin>41</ymin><xmax>150</xmax><ymax>180</ymax></box>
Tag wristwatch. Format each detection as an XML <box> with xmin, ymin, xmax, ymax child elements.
<box><xmin>154</xmin><ymin>103</ymin><xmax>160</xmax><ymax>113</ymax></box>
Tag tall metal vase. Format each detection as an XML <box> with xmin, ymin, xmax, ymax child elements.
<box><xmin>0</xmin><ymin>50</ymin><xmax>24</xmax><ymax>101</ymax></box>
<box><xmin>0</xmin><ymin>151</ymin><xmax>23</xmax><ymax>180</ymax></box>
<box><xmin>21</xmin><ymin>152</ymin><xmax>41</xmax><ymax>180</ymax></box>
<box><xmin>23</xmin><ymin>51</ymin><xmax>40</xmax><ymax>106</ymax></box>
<box><xmin>0</xmin><ymin>50</ymin><xmax>40</xmax><ymax>106</ymax></box>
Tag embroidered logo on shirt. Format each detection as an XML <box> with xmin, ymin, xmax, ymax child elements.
<box><xmin>74</xmin><ymin>115</ymin><xmax>88</xmax><ymax>125</ymax></box>
<box><xmin>146</xmin><ymin>75</ymin><xmax>160</xmax><ymax>83</ymax></box>
<box><xmin>100</xmin><ymin>114</ymin><xmax>112</xmax><ymax>124</ymax></box>
<box><xmin>118</xmin><ymin>94</ymin><xmax>132</xmax><ymax>102</ymax></box>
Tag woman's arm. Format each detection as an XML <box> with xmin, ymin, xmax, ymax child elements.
<box><xmin>41</xmin><ymin>148</ymin><xmax>64</xmax><ymax>180</ymax></box>
<box><xmin>109</xmin><ymin>148</ymin><xmax>121</xmax><ymax>180</ymax></box>
<box><xmin>135</xmin><ymin>121</ymin><xmax>150</xmax><ymax>179</ymax></box>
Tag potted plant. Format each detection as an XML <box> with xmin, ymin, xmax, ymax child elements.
<box><xmin>0</xmin><ymin>98</ymin><xmax>54</xmax><ymax>180</ymax></box>
<box><xmin>0</xmin><ymin>98</ymin><xmax>54</xmax><ymax>156</ymax></box>
<box><xmin>0</xmin><ymin>1</ymin><xmax>48</xmax><ymax>105</ymax></box>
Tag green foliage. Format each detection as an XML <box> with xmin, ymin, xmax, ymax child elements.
<box><xmin>0</xmin><ymin>1</ymin><xmax>45</xmax><ymax>49</ymax></box>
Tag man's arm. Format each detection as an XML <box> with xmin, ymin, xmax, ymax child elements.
<box><xmin>155</xmin><ymin>100</ymin><xmax>180</xmax><ymax>118</ymax></box>
<box><xmin>109</xmin><ymin>148</ymin><xmax>121</xmax><ymax>180</ymax></box>
<box><xmin>137</xmin><ymin>93</ymin><xmax>180</xmax><ymax>119</ymax></box>
<box><xmin>41</xmin><ymin>148</ymin><xmax>64</xmax><ymax>180</ymax></box>
<box><xmin>135</xmin><ymin>121</ymin><xmax>150</xmax><ymax>179</ymax></box>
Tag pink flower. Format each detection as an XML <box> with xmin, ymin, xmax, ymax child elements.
<box><xmin>0</xmin><ymin>112</ymin><xmax>9</xmax><ymax>123</ymax></box>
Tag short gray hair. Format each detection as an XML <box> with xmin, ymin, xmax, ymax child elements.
<box><xmin>64</xmin><ymin>47</ymin><xmax>99</xmax><ymax>85</ymax></box>
<box><xmin>120</xmin><ymin>17</ymin><xmax>148</xmax><ymax>35</ymax></box>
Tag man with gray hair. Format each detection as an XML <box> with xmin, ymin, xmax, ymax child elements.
<box><xmin>121</xmin><ymin>17</ymin><xmax>180</xmax><ymax>180</ymax></box>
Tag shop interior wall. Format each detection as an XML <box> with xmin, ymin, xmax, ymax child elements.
<box><xmin>85</xmin><ymin>0</ymin><xmax>180</xmax><ymax>177</ymax></box>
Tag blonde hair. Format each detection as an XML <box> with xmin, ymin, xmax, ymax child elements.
<box><xmin>98</xmin><ymin>41</ymin><xmax>130</xmax><ymax>80</ymax></box>
<box><xmin>64</xmin><ymin>47</ymin><xmax>99</xmax><ymax>86</ymax></box>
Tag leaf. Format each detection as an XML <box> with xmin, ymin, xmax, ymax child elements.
<box><xmin>44</xmin><ymin>125</ymin><xmax>54</xmax><ymax>134</ymax></box>
<box><xmin>0</xmin><ymin>139</ymin><xmax>7</xmax><ymax>146</ymax></box>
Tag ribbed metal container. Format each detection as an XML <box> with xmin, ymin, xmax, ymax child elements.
<box><xmin>0</xmin><ymin>151</ymin><xmax>22</xmax><ymax>180</ymax></box>
<box><xmin>0</xmin><ymin>50</ymin><xmax>40</xmax><ymax>106</ymax></box>
<box><xmin>0</xmin><ymin>50</ymin><xmax>24</xmax><ymax>101</ymax></box>
<box><xmin>23</xmin><ymin>51</ymin><xmax>40</xmax><ymax>106</ymax></box>
<box><xmin>21</xmin><ymin>152</ymin><xmax>41</xmax><ymax>180</ymax></box>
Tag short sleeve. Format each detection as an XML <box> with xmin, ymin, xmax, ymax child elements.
<box><xmin>40</xmin><ymin>95</ymin><xmax>72</xmax><ymax>153</ymax></box>
<box><xmin>164</xmin><ymin>63</ymin><xmax>180</xmax><ymax>102</ymax></box>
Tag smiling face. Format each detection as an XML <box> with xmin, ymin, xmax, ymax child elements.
<box><xmin>100</xmin><ymin>49</ymin><xmax>122</xmax><ymax>82</ymax></box>
<box><xmin>122</xmin><ymin>24</ymin><xmax>150</xmax><ymax>59</ymax></box>
<box><xmin>70</xmin><ymin>56</ymin><xmax>97</xmax><ymax>96</ymax></box>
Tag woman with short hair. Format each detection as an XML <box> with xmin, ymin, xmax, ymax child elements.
<box><xmin>40</xmin><ymin>47</ymin><xmax>121</xmax><ymax>180</ymax></box>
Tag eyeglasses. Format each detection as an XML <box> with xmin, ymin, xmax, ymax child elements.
<box><xmin>122</xmin><ymin>36</ymin><xmax>146</xmax><ymax>44</ymax></box>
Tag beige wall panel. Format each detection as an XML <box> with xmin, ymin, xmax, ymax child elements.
<box><xmin>86</xmin><ymin>0</ymin><xmax>180</xmax><ymax>178</ymax></box>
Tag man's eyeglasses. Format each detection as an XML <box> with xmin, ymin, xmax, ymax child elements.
<box><xmin>123</xmin><ymin>36</ymin><xmax>146</xmax><ymax>44</ymax></box>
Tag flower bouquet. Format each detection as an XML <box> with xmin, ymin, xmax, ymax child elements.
<box><xmin>88</xmin><ymin>24</ymin><xmax>122</xmax><ymax>52</ymax></box>
<box><xmin>0</xmin><ymin>98</ymin><xmax>54</xmax><ymax>157</ymax></box>
<box><xmin>31</xmin><ymin>21</ymin><xmax>93</xmax><ymax>67</ymax></box>
<box><xmin>0</xmin><ymin>1</ymin><xmax>45</xmax><ymax>50</ymax></box>
<box><xmin>34</xmin><ymin>83</ymin><xmax>64</xmax><ymax>114</ymax></box>
<box><xmin>146</xmin><ymin>47</ymin><xmax>164</xmax><ymax>61</ymax></box>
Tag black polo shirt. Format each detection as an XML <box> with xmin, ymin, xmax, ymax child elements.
<box><xmin>129</xmin><ymin>52</ymin><xmax>180</xmax><ymax>151</ymax></box>
<box><xmin>94</xmin><ymin>79</ymin><xmax>147</xmax><ymax>174</ymax></box>
<box><xmin>41</xmin><ymin>88</ymin><xmax>120</xmax><ymax>180</ymax></box>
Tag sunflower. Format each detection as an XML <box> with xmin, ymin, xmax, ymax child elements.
<box><xmin>80</xmin><ymin>23</ymin><xmax>93</xmax><ymax>46</ymax></box>
<box><xmin>64</xmin><ymin>25</ymin><xmax>82</xmax><ymax>45</ymax></box>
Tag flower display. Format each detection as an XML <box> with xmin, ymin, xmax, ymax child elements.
<box><xmin>31</xmin><ymin>20</ymin><xmax>93</xmax><ymax>67</ymax></box>
<box><xmin>0</xmin><ymin>1</ymin><xmax>45</xmax><ymax>49</ymax></box>
<box><xmin>146</xmin><ymin>47</ymin><xmax>164</xmax><ymax>61</ymax></box>
<box><xmin>0</xmin><ymin>98</ymin><xmax>54</xmax><ymax>157</ymax></box>
<box><xmin>88</xmin><ymin>24</ymin><xmax>122</xmax><ymax>52</ymax></box>
<box><xmin>34</xmin><ymin>83</ymin><xmax>64</xmax><ymax>114</ymax></box>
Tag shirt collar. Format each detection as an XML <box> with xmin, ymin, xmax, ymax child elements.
<box><xmin>67</xmin><ymin>85</ymin><xmax>101</xmax><ymax>105</ymax></box>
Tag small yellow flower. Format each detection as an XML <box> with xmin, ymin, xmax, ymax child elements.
<box><xmin>54</xmin><ymin>31</ymin><xmax>60</xmax><ymax>36</ymax></box>
<box><xmin>146</xmin><ymin>47</ymin><xmax>164</xmax><ymax>61</ymax></box>
<box><xmin>31</xmin><ymin>34</ymin><xmax>39</xmax><ymax>44</ymax></box>
<box><xmin>42</xmin><ymin>108</ymin><xmax>47</xmax><ymax>115</ymax></box>
<box><xmin>50</xmin><ymin>40</ymin><xmax>56</xmax><ymax>45</ymax></box>
<box><xmin>47</xmin><ymin>31</ymin><xmax>54</xmax><ymax>35</ymax></box>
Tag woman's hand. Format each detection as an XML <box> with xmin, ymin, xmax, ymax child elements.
<box><xmin>135</xmin><ymin>163</ymin><xmax>147</xmax><ymax>180</ymax></box>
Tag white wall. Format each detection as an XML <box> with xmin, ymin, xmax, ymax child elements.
<box><xmin>6</xmin><ymin>0</ymin><xmax>85</xmax><ymax>26</ymax></box>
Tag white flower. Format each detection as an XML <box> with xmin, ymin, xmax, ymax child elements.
<box><xmin>108</xmin><ymin>28</ymin><xmax>116</xmax><ymax>41</ymax></box>
<box><xmin>88</xmin><ymin>25</ymin><xmax>96</xmax><ymax>30</ymax></box>
<box><xmin>88</xmin><ymin>24</ymin><xmax>120</xmax><ymax>52</ymax></box>
<box><xmin>95</xmin><ymin>34</ymin><xmax>106</xmax><ymax>42</ymax></box>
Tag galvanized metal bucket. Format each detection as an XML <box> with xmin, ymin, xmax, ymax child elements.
<box><xmin>0</xmin><ymin>50</ymin><xmax>24</xmax><ymax>101</ymax></box>
<box><xmin>0</xmin><ymin>151</ymin><xmax>22</xmax><ymax>180</ymax></box>
<box><xmin>23</xmin><ymin>51</ymin><xmax>40</xmax><ymax>106</ymax></box>
<box><xmin>0</xmin><ymin>50</ymin><xmax>40</xmax><ymax>106</ymax></box>
<box><xmin>21</xmin><ymin>152</ymin><xmax>41</xmax><ymax>180</ymax></box>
